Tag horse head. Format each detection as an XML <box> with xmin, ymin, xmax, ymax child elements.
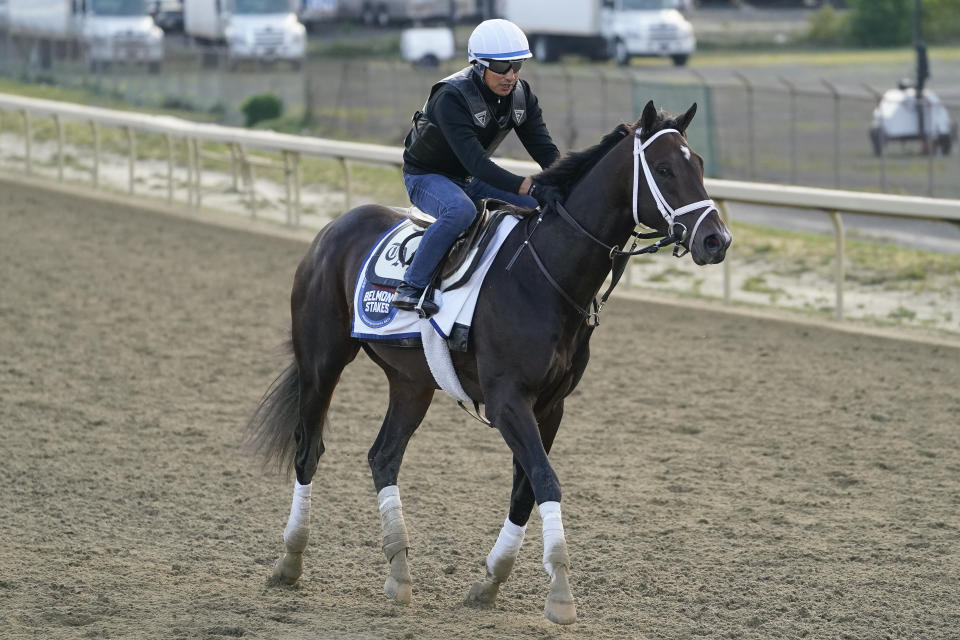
<box><xmin>633</xmin><ymin>100</ymin><xmax>731</xmax><ymax>265</ymax></box>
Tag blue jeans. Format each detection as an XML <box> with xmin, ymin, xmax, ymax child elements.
<box><xmin>401</xmin><ymin>172</ymin><xmax>538</xmax><ymax>288</ymax></box>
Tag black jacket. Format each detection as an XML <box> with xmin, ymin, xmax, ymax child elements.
<box><xmin>403</xmin><ymin>66</ymin><xmax>560</xmax><ymax>194</ymax></box>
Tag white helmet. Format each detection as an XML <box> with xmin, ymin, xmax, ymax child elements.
<box><xmin>467</xmin><ymin>19</ymin><xmax>533</xmax><ymax>64</ymax></box>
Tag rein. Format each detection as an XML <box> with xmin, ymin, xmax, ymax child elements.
<box><xmin>507</xmin><ymin>127</ymin><xmax>717</xmax><ymax>327</ymax></box>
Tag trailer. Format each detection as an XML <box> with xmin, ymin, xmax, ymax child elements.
<box><xmin>335</xmin><ymin>0</ymin><xmax>477</xmax><ymax>26</ymax></box>
<box><xmin>501</xmin><ymin>0</ymin><xmax>695</xmax><ymax>67</ymax></box>
<box><xmin>870</xmin><ymin>85</ymin><xmax>957</xmax><ymax>156</ymax></box>
<box><xmin>4</xmin><ymin>0</ymin><xmax>165</xmax><ymax>71</ymax></box>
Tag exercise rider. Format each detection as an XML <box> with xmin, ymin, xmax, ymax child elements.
<box><xmin>393</xmin><ymin>18</ymin><xmax>563</xmax><ymax>317</ymax></box>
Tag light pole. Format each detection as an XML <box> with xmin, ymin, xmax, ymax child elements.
<box><xmin>914</xmin><ymin>0</ymin><xmax>931</xmax><ymax>153</ymax></box>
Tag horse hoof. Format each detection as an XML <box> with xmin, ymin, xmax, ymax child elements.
<box><xmin>465</xmin><ymin>580</ymin><xmax>499</xmax><ymax>608</ymax></box>
<box><xmin>384</xmin><ymin>575</ymin><xmax>412</xmax><ymax>604</ymax></box>
<box><xmin>544</xmin><ymin>594</ymin><xmax>577</xmax><ymax>625</ymax></box>
<box><xmin>267</xmin><ymin>552</ymin><xmax>303</xmax><ymax>587</ymax></box>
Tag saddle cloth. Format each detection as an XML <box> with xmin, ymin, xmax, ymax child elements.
<box><xmin>350</xmin><ymin>212</ymin><xmax>520</xmax><ymax>350</ymax></box>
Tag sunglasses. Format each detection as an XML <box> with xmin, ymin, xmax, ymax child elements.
<box><xmin>480</xmin><ymin>58</ymin><xmax>524</xmax><ymax>74</ymax></box>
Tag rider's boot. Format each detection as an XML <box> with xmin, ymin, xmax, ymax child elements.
<box><xmin>391</xmin><ymin>281</ymin><xmax>439</xmax><ymax>318</ymax></box>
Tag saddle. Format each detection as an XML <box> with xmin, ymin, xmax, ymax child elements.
<box><xmin>389</xmin><ymin>198</ymin><xmax>527</xmax><ymax>285</ymax></box>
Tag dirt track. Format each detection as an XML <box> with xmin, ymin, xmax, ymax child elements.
<box><xmin>1</xmin><ymin>180</ymin><xmax>958</xmax><ymax>640</ymax></box>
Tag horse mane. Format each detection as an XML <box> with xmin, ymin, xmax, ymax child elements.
<box><xmin>533</xmin><ymin>108</ymin><xmax>684</xmax><ymax>198</ymax></box>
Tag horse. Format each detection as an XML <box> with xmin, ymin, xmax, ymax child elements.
<box><xmin>248</xmin><ymin>100</ymin><xmax>732</xmax><ymax>625</ymax></box>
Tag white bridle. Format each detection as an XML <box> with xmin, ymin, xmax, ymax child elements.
<box><xmin>632</xmin><ymin>128</ymin><xmax>719</xmax><ymax>247</ymax></box>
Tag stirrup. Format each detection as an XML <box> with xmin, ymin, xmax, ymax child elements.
<box><xmin>392</xmin><ymin>284</ymin><xmax>439</xmax><ymax>318</ymax></box>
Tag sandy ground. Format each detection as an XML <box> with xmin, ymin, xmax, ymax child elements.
<box><xmin>1</xmin><ymin>181</ymin><xmax>959</xmax><ymax>640</ymax></box>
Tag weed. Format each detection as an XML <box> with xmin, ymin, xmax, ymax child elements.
<box><xmin>887</xmin><ymin>306</ymin><xmax>917</xmax><ymax>321</ymax></box>
<box><xmin>742</xmin><ymin>275</ymin><xmax>787</xmax><ymax>302</ymax></box>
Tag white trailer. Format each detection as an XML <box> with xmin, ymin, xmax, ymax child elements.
<box><xmin>335</xmin><ymin>0</ymin><xmax>477</xmax><ymax>26</ymax></box>
<box><xmin>298</xmin><ymin>0</ymin><xmax>336</xmax><ymax>30</ymax></box>
<box><xmin>4</xmin><ymin>0</ymin><xmax>165</xmax><ymax>70</ymax></box>
<box><xmin>183</xmin><ymin>0</ymin><xmax>306</xmax><ymax>68</ymax></box>
<box><xmin>501</xmin><ymin>0</ymin><xmax>695</xmax><ymax>67</ymax></box>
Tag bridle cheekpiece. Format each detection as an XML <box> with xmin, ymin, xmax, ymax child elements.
<box><xmin>633</xmin><ymin>127</ymin><xmax>718</xmax><ymax>258</ymax></box>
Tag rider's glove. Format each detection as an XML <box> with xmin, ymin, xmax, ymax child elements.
<box><xmin>528</xmin><ymin>180</ymin><xmax>563</xmax><ymax>209</ymax></box>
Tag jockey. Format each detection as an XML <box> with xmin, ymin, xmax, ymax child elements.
<box><xmin>393</xmin><ymin>18</ymin><xmax>564</xmax><ymax>317</ymax></box>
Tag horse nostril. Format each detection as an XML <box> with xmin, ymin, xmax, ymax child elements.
<box><xmin>703</xmin><ymin>233</ymin><xmax>722</xmax><ymax>253</ymax></box>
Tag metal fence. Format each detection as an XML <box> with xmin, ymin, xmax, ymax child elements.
<box><xmin>2</xmin><ymin>44</ymin><xmax>958</xmax><ymax>199</ymax></box>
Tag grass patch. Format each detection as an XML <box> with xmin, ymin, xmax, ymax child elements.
<box><xmin>730</xmin><ymin>219</ymin><xmax>960</xmax><ymax>290</ymax></box>
<box><xmin>307</xmin><ymin>33</ymin><xmax>402</xmax><ymax>59</ymax></box>
<box><xmin>0</xmin><ymin>76</ymin><xmax>217</xmax><ymax>123</ymax></box>
<box><xmin>887</xmin><ymin>306</ymin><xmax>918</xmax><ymax>321</ymax></box>
<box><xmin>689</xmin><ymin>46</ymin><xmax>960</xmax><ymax>69</ymax></box>
<box><xmin>742</xmin><ymin>275</ymin><xmax>787</xmax><ymax>302</ymax></box>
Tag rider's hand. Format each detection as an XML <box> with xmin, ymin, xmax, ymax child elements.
<box><xmin>528</xmin><ymin>180</ymin><xmax>563</xmax><ymax>209</ymax></box>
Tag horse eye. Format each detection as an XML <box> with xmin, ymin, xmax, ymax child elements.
<box><xmin>655</xmin><ymin>164</ymin><xmax>672</xmax><ymax>177</ymax></box>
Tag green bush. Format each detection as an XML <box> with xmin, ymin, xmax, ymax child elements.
<box><xmin>805</xmin><ymin>5</ymin><xmax>848</xmax><ymax>45</ymax></box>
<box><xmin>240</xmin><ymin>93</ymin><xmax>284</xmax><ymax>128</ymax></box>
<box><xmin>847</xmin><ymin>0</ymin><xmax>912</xmax><ymax>46</ymax></box>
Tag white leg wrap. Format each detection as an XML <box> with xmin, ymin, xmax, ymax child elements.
<box><xmin>378</xmin><ymin>485</ymin><xmax>409</xmax><ymax>562</ymax></box>
<box><xmin>539</xmin><ymin>501</ymin><xmax>567</xmax><ymax>581</ymax></box>
<box><xmin>486</xmin><ymin>517</ymin><xmax>527</xmax><ymax>581</ymax></box>
<box><xmin>282</xmin><ymin>480</ymin><xmax>312</xmax><ymax>553</ymax></box>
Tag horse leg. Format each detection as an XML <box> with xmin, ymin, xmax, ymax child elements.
<box><xmin>483</xmin><ymin>394</ymin><xmax>577</xmax><ymax>624</ymax></box>
<box><xmin>464</xmin><ymin>461</ymin><xmax>528</xmax><ymax>609</ymax></box>
<box><xmin>366</xmin><ymin>367</ymin><xmax>435</xmax><ymax>604</ymax></box>
<box><xmin>270</xmin><ymin>324</ymin><xmax>359</xmax><ymax>586</ymax></box>
<box><xmin>467</xmin><ymin>403</ymin><xmax>568</xmax><ymax>617</ymax></box>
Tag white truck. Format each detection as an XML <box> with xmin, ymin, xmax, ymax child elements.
<box><xmin>501</xmin><ymin>0</ymin><xmax>695</xmax><ymax>67</ymax></box>
<box><xmin>183</xmin><ymin>0</ymin><xmax>306</xmax><ymax>68</ymax></box>
<box><xmin>4</xmin><ymin>0</ymin><xmax>165</xmax><ymax>71</ymax></box>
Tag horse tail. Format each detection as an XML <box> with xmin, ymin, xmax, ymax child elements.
<box><xmin>247</xmin><ymin>354</ymin><xmax>302</xmax><ymax>477</ymax></box>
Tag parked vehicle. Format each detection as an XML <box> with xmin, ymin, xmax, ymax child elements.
<box><xmin>298</xmin><ymin>0</ymin><xmax>336</xmax><ymax>30</ymax></box>
<box><xmin>869</xmin><ymin>83</ymin><xmax>958</xmax><ymax>156</ymax></box>
<box><xmin>150</xmin><ymin>0</ymin><xmax>184</xmax><ymax>33</ymax></box>
<box><xmin>184</xmin><ymin>0</ymin><xmax>306</xmax><ymax>69</ymax></box>
<box><xmin>335</xmin><ymin>0</ymin><xmax>476</xmax><ymax>26</ymax></box>
<box><xmin>501</xmin><ymin>0</ymin><xmax>696</xmax><ymax>67</ymax></box>
<box><xmin>4</xmin><ymin>0</ymin><xmax>165</xmax><ymax>71</ymax></box>
<box><xmin>400</xmin><ymin>25</ymin><xmax>453</xmax><ymax>67</ymax></box>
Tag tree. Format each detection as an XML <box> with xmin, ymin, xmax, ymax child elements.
<box><xmin>847</xmin><ymin>0</ymin><xmax>912</xmax><ymax>46</ymax></box>
<box><xmin>923</xmin><ymin>0</ymin><xmax>960</xmax><ymax>43</ymax></box>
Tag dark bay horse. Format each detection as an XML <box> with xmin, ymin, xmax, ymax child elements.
<box><xmin>249</xmin><ymin>101</ymin><xmax>731</xmax><ymax>624</ymax></box>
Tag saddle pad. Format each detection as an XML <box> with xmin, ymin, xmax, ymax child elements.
<box><xmin>364</xmin><ymin>211</ymin><xmax>514</xmax><ymax>292</ymax></box>
<box><xmin>364</xmin><ymin>221</ymin><xmax>423</xmax><ymax>289</ymax></box>
<box><xmin>351</xmin><ymin>214</ymin><xmax>521</xmax><ymax>346</ymax></box>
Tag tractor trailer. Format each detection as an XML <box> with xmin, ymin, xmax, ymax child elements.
<box><xmin>501</xmin><ymin>0</ymin><xmax>695</xmax><ymax>67</ymax></box>
<box><xmin>4</xmin><ymin>0</ymin><xmax>164</xmax><ymax>70</ymax></box>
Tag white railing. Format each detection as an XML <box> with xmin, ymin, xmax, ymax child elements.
<box><xmin>3</xmin><ymin>92</ymin><xmax>960</xmax><ymax>320</ymax></box>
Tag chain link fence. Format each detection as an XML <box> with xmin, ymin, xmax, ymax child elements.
<box><xmin>2</xmin><ymin>39</ymin><xmax>958</xmax><ymax>198</ymax></box>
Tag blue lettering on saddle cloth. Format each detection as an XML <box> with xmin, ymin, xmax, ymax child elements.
<box><xmin>353</xmin><ymin>220</ymin><xmax>423</xmax><ymax>336</ymax></box>
<box><xmin>358</xmin><ymin>284</ymin><xmax>398</xmax><ymax>328</ymax></box>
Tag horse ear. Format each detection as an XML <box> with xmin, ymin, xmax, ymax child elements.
<box><xmin>676</xmin><ymin>103</ymin><xmax>698</xmax><ymax>135</ymax></box>
<box><xmin>639</xmin><ymin>100</ymin><xmax>657</xmax><ymax>133</ymax></box>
